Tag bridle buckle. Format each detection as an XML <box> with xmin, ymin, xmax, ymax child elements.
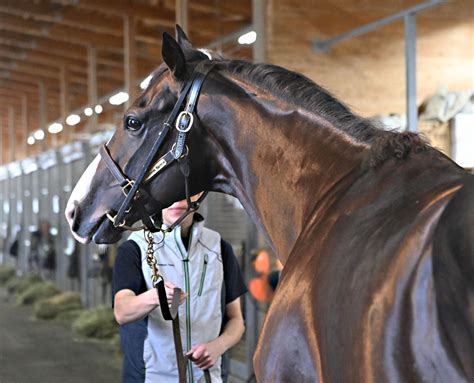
<box><xmin>175</xmin><ymin>111</ymin><xmax>194</xmax><ymax>133</ymax></box>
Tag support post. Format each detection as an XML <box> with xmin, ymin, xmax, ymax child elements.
<box><xmin>405</xmin><ymin>13</ymin><xmax>417</xmax><ymax>132</ymax></box>
<box><xmin>60</xmin><ymin>64</ymin><xmax>69</xmax><ymax>141</ymax></box>
<box><xmin>88</xmin><ymin>45</ymin><xmax>98</xmax><ymax>134</ymax></box>
<box><xmin>38</xmin><ymin>81</ymin><xmax>47</xmax><ymax>151</ymax></box>
<box><xmin>175</xmin><ymin>0</ymin><xmax>188</xmax><ymax>34</ymax></box>
<box><xmin>124</xmin><ymin>15</ymin><xmax>137</xmax><ymax>109</ymax></box>
<box><xmin>252</xmin><ymin>0</ymin><xmax>266</xmax><ymax>63</ymax></box>
<box><xmin>8</xmin><ymin>106</ymin><xmax>15</xmax><ymax>163</ymax></box>
<box><xmin>21</xmin><ymin>96</ymin><xmax>28</xmax><ymax>159</ymax></box>
<box><xmin>0</xmin><ymin>118</ymin><xmax>3</xmax><ymax>165</ymax></box>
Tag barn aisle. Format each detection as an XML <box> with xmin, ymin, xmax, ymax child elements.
<box><xmin>0</xmin><ymin>289</ymin><xmax>121</xmax><ymax>383</ymax></box>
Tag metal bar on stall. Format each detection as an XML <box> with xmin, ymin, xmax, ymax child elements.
<box><xmin>312</xmin><ymin>0</ymin><xmax>445</xmax><ymax>53</ymax></box>
<box><xmin>405</xmin><ymin>13</ymin><xmax>417</xmax><ymax>132</ymax></box>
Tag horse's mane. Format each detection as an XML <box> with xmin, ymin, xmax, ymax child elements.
<box><xmin>218</xmin><ymin>59</ymin><xmax>429</xmax><ymax>168</ymax></box>
<box><xmin>146</xmin><ymin>53</ymin><xmax>429</xmax><ymax>169</ymax></box>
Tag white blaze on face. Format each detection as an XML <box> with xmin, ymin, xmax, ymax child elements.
<box><xmin>65</xmin><ymin>155</ymin><xmax>101</xmax><ymax>242</ymax></box>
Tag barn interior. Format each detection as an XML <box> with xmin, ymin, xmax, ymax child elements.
<box><xmin>0</xmin><ymin>1</ymin><xmax>473</xmax><ymax>382</ymax></box>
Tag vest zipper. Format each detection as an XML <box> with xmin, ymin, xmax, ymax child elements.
<box><xmin>174</xmin><ymin>229</ymin><xmax>194</xmax><ymax>383</ymax></box>
<box><xmin>197</xmin><ymin>254</ymin><xmax>209</xmax><ymax>297</ymax></box>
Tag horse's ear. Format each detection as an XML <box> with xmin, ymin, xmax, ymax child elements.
<box><xmin>175</xmin><ymin>24</ymin><xmax>192</xmax><ymax>50</ymax></box>
<box><xmin>162</xmin><ymin>32</ymin><xmax>186</xmax><ymax>80</ymax></box>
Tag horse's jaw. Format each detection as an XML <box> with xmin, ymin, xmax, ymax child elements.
<box><xmin>92</xmin><ymin>218</ymin><xmax>124</xmax><ymax>244</ymax></box>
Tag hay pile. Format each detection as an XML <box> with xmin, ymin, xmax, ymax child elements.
<box><xmin>17</xmin><ymin>281</ymin><xmax>60</xmax><ymax>305</ymax></box>
<box><xmin>5</xmin><ymin>275</ymin><xmax>42</xmax><ymax>294</ymax></box>
<box><xmin>0</xmin><ymin>266</ymin><xmax>15</xmax><ymax>285</ymax></box>
<box><xmin>72</xmin><ymin>305</ymin><xmax>118</xmax><ymax>339</ymax></box>
<box><xmin>34</xmin><ymin>292</ymin><xmax>83</xmax><ymax>320</ymax></box>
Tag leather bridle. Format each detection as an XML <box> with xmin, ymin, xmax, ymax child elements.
<box><xmin>99</xmin><ymin>59</ymin><xmax>215</xmax><ymax>234</ymax></box>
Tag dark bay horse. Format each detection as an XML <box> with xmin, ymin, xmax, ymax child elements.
<box><xmin>66</xmin><ymin>28</ymin><xmax>473</xmax><ymax>382</ymax></box>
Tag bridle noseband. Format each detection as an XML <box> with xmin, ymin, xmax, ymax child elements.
<box><xmin>99</xmin><ymin>60</ymin><xmax>215</xmax><ymax>234</ymax></box>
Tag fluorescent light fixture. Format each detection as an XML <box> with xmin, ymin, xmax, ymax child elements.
<box><xmin>84</xmin><ymin>107</ymin><xmax>93</xmax><ymax>116</ymax></box>
<box><xmin>27</xmin><ymin>136</ymin><xmax>35</xmax><ymax>145</ymax></box>
<box><xmin>32</xmin><ymin>198</ymin><xmax>39</xmax><ymax>214</ymax></box>
<box><xmin>109</xmin><ymin>91</ymin><xmax>129</xmax><ymax>105</ymax></box>
<box><xmin>238</xmin><ymin>30</ymin><xmax>257</xmax><ymax>45</ymax></box>
<box><xmin>140</xmin><ymin>74</ymin><xmax>153</xmax><ymax>90</ymax></box>
<box><xmin>52</xmin><ymin>195</ymin><xmax>60</xmax><ymax>214</ymax></box>
<box><xmin>94</xmin><ymin>104</ymin><xmax>103</xmax><ymax>114</ymax></box>
<box><xmin>33</xmin><ymin>129</ymin><xmax>45</xmax><ymax>140</ymax></box>
<box><xmin>66</xmin><ymin>114</ymin><xmax>81</xmax><ymax>126</ymax></box>
<box><xmin>48</xmin><ymin>122</ymin><xmax>63</xmax><ymax>134</ymax></box>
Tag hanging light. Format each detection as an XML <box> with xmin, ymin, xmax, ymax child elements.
<box><xmin>109</xmin><ymin>91</ymin><xmax>129</xmax><ymax>105</ymax></box>
<box><xmin>66</xmin><ymin>114</ymin><xmax>81</xmax><ymax>126</ymax></box>
<box><xmin>84</xmin><ymin>107</ymin><xmax>93</xmax><ymax>116</ymax></box>
<box><xmin>48</xmin><ymin>122</ymin><xmax>63</xmax><ymax>134</ymax></box>
<box><xmin>94</xmin><ymin>104</ymin><xmax>103</xmax><ymax>114</ymax></box>
<box><xmin>33</xmin><ymin>129</ymin><xmax>45</xmax><ymax>140</ymax></box>
<box><xmin>238</xmin><ymin>31</ymin><xmax>257</xmax><ymax>45</ymax></box>
<box><xmin>27</xmin><ymin>136</ymin><xmax>35</xmax><ymax>145</ymax></box>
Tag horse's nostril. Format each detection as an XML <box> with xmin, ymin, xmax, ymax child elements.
<box><xmin>65</xmin><ymin>200</ymin><xmax>79</xmax><ymax>227</ymax></box>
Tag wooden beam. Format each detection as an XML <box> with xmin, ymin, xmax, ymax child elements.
<box><xmin>51</xmin><ymin>0</ymin><xmax>175</xmax><ymax>27</ymax></box>
<box><xmin>0</xmin><ymin>3</ymin><xmax>123</xmax><ymax>37</ymax></box>
<box><xmin>0</xmin><ymin>60</ymin><xmax>59</xmax><ymax>79</ymax></box>
<box><xmin>0</xmin><ymin>78</ymin><xmax>60</xmax><ymax>94</ymax></box>
<box><xmin>0</xmin><ymin>50</ymin><xmax>125</xmax><ymax>82</ymax></box>
<box><xmin>0</xmin><ymin>14</ymin><xmax>49</xmax><ymax>38</ymax></box>
<box><xmin>0</xmin><ymin>30</ymin><xmax>87</xmax><ymax>60</ymax></box>
<box><xmin>0</xmin><ymin>41</ymin><xmax>122</xmax><ymax>69</ymax></box>
<box><xmin>0</xmin><ymin>64</ymin><xmax>119</xmax><ymax>90</ymax></box>
<box><xmin>0</xmin><ymin>14</ymin><xmax>123</xmax><ymax>51</ymax></box>
<box><xmin>0</xmin><ymin>1</ymin><xmax>63</xmax><ymax>21</ymax></box>
<box><xmin>48</xmin><ymin>25</ymin><xmax>124</xmax><ymax>50</ymax></box>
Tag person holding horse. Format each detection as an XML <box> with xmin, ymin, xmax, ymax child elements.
<box><xmin>112</xmin><ymin>193</ymin><xmax>247</xmax><ymax>383</ymax></box>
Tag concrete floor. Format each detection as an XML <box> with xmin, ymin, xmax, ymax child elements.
<box><xmin>0</xmin><ymin>289</ymin><xmax>121</xmax><ymax>383</ymax></box>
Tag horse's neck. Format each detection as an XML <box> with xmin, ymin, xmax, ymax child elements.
<box><xmin>204</xmin><ymin>82</ymin><xmax>368</xmax><ymax>262</ymax></box>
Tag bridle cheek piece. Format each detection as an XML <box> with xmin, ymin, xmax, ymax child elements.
<box><xmin>99</xmin><ymin>60</ymin><xmax>215</xmax><ymax>234</ymax></box>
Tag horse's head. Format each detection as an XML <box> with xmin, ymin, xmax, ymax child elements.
<box><xmin>65</xmin><ymin>27</ymin><xmax>222</xmax><ymax>244</ymax></box>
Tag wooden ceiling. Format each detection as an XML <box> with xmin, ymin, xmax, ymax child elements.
<box><xmin>0</xmin><ymin>0</ymin><xmax>252</xmax><ymax>163</ymax></box>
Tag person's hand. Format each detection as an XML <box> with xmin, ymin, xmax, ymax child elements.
<box><xmin>186</xmin><ymin>341</ymin><xmax>223</xmax><ymax>370</ymax></box>
<box><xmin>164</xmin><ymin>281</ymin><xmax>187</xmax><ymax>307</ymax></box>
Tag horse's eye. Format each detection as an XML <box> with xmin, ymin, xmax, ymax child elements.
<box><xmin>125</xmin><ymin>117</ymin><xmax>142</xmax><ymax>131</ymax></box>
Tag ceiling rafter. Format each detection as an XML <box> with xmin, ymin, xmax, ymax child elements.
<box><xmin>0</xmin><ymin>0</ymin><xmax>253</xmax><ymax>163</ymax></box>
<box><xmin>51</xmin><ymin>0</ymin><xmax>176</xmax><ymax>26</ymax></box>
